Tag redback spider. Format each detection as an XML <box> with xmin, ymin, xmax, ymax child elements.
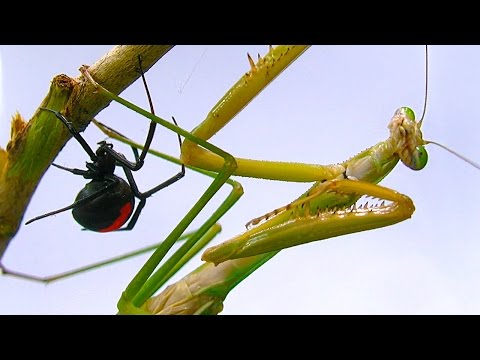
<box><xmin>25</xmin><ymin>55</ymin><xmax>185</xmax><ymax>232</ymax></box>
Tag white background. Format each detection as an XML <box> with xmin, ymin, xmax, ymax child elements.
<box><xmin>0</xmin><ymin>45</ymin><xmax>479</xmax><ymax>314</ymax></box>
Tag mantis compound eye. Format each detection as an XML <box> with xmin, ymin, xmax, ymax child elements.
<box><xmin>404</xmin><ymin>145</ymin><xmax>428</xmax><ymax>171</ymax></box>
<box><xmin>400</xmin><ymin>106</ymin><xmax>416</xmax><ymax>122</ymax></box>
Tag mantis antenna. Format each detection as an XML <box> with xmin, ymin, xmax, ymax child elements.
<box><xmin>419</xmin><ymin>45</ymin><xmax>480</xmax><ymax>171</ymax></box>
<box><xmin>418</xmin><ymin>44</ymin><xmax>428</xmax><ymax>126</ymax></box>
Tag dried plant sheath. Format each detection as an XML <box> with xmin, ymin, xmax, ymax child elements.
<box><xmin>0</xmin><ymin>77</ymin><xmax>73</xmax><ymax>253</ymax></box>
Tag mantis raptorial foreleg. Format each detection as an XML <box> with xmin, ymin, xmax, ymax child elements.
<box><xmin>202</xmin><ymin>179</ymin><xmax>415</xmax><ymax>265</ymax></box>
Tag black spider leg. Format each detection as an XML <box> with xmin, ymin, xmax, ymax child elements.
<box><xmin>25</xmin><ymin>168</ymin><xmax>120</xmax><ymax>225</ymax></box>
<box><xmin>113</xmin><ymin>117</ymin><xmax>186</xmax><ymax>231</ymax></box>
<box><xmin>100</xmin><ymin>55</ymin><xmax>158</xmax><ymax>171</ymax></box>
<box><xmin>39</xmin><ymin>107</ymin><xmax>97</xmax><ymax>161</ymax></box>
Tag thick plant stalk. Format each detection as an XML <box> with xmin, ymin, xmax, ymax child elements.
<box><xmin>0</xmin><ymin>45</ymin><xmax>173</xmax><ymax>256</ymax></box>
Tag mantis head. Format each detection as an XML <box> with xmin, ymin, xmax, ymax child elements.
<box><xmin>390</xmin><ymin>106</ymin><xmax>480</xmax><ymax>172</ymax></box>
<box><xmin>388</xmin><ymin>107</ymin><xmax>428</xmax><ymax>171</ymax></box>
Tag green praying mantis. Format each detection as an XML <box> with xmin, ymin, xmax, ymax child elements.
<box><xmin>0</xmin><ymin>45</ymin><xmax>479</xmax><ymax>314</ymax></box>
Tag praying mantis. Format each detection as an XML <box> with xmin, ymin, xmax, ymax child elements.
<box><xmin>0</xmin><ymin>45</ymin><xmax>479</xmax><ymax>314</ymax></box>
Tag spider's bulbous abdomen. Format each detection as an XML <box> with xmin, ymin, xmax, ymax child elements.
<box><xmin>72</xmin><ymin>178</ymin><xmax>134</xmax><ymax>232</ymax></box>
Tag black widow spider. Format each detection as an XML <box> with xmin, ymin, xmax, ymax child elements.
<box><xmin>25</xmin><ymin>56</ymin><xmax>185</xmax><ymax>232</ymax></box>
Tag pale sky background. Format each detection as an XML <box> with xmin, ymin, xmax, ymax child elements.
<box><xmin>0</xmin><ymin>45</ymin><xmax>479</xmax><ymax>315</ymax></box>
